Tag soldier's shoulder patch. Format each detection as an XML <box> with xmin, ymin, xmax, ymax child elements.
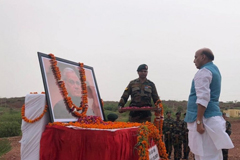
<box><xmin>125</xmin><ymin>87</ymin><xmax>128</xmax><ymax>91</ymax></box>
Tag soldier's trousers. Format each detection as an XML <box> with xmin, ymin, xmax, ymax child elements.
<box><xmin>222</xmin><ymin>149</ymin><xmax>229</xmax><ymax>160</ymax></box>
<box><xmin>164</xmin><ymin>135</ymin><xmax>172</xmax><ymax>157</ymax></box>
<box><xmin>129</xmin><ymin>116</ymin><xmax>151</xmax><ymax>123</ymax></box>
<box><xmin>183</xmin><ymin>141</ymin><xmax>190</xmax><ymax>159</ymax></box>
<box><xmin>173</xmin><ymin>143</ymin><xmax>182</xmax><ymax>160</ymax></box>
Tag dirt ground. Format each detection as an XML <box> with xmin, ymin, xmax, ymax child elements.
<box><xmin>0</xmin><ymin>119</ymin><xmax>240</xmax><ymax>160</ymax></box>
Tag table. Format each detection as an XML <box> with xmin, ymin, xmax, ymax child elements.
<box><xmin>40</xmin><ymin>125</ymin><xmax>139</xmax><ymax>160</ymax></box>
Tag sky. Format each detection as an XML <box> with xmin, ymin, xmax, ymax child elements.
<box><xmin>0</xmin><ymin>0</ymin><xmax>239</xmax><ymax>102</ymax></box>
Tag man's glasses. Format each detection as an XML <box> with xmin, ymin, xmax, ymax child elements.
<box><xmin>67</xmin><ymin>79</ymin><xmax>81</xmax><ymax>86</ymax></box>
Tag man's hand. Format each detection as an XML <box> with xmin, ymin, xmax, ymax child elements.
<box><xmin>118</xmin><ymin>106</ymin><xmax>125</xmax><ymax>113</ymax></box>
<box><xmin>197</xmin><ymin>122</ymin><xmax>205</xmax><ymax>134</ymax></box>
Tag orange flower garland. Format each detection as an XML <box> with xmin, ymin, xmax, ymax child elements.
<box><xmin>136</xmin><ymin>122</ymin><xmax>168</xmax><ymax>160</ymax></box>
<box><xmin>153</xmin><ymin>99</ymin><xmax>164</xmax><ymax>135</ymax></box>
<box><xmin>49</xmin><ymin>54</ymin><xmax>88</xmax><ymax>117</ymax></box>
<box><xmin>48</xmin><ymin>121</ymin><xmax>141</xmax><ymax>130</ymax></box>
<box><xmin>21</xmin><ymin>92</ymin><xmax>48</xmax><ymax>123</ymax></box>
<box><xmin>21</xmin><ymin>104</ymin><xmax>48</xmax><ymax>123</ymax></box>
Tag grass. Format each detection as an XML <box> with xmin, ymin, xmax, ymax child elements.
<box><xmin>0</xmin><ymin>138</ymin><xmax>11</xmax><ymax>157</ymax></box>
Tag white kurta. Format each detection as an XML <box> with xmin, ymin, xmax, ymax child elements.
<box><xmin>188</xmin><ymin>117</ymin><xmax>234</xmax><ymax>159</ymax></box>
<box><xmin>188</xmin><ymin>68</ymin><xmax>234</xmax><ymax>160</ymax></box>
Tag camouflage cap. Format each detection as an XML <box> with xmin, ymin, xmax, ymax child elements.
<box><xmin>176</xmin><ymin>112</ymin><xmax>181</xmax><ymax>115</ymax></box>
<box><xmin>137</xmin><ymin>64</ymin><xmax>148</xmax><ymax>72</ymax></box>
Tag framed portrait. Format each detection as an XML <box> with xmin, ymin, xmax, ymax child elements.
<box><xmin>38</xmin><ymin>52</ymin><xmax>105</xmax><ymax>122</ymax></box>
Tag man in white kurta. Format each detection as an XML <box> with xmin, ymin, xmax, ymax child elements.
<box><xmin>184</xmin><ymin>48</ymin><xmax>234</xmax><ymax>160</ymax></box>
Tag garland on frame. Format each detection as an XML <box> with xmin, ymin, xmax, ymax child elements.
<box><xmin>49</xmin><ymin>54</ymin><xmax>88</xmax><ymax>117</ymax></box>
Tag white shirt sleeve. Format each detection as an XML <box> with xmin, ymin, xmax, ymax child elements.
<box><xmin>194</xmin><ymin>68</ymin><xmax>212</xmax><ymax>108</ymax></box>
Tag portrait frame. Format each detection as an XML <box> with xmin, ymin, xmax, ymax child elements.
<box><xmin>38</xmin><ymin>52</ymin><xmax>105</xmax><ymax>122</ymax></box>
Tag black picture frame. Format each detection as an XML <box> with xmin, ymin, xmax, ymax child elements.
<box><xmin>38</xmin><ymin>52</ymin><xmax>105</xmax><ymax>122</ymax></box>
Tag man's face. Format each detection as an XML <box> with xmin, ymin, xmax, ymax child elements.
<box><xmin>138</xmin><ymin>69</ymin><xmax>148</xmax><ymax>79</ymax></box>
<box><xmin>167</xmin><ymin>113</ymin><xmax>171</xmax><ymax>118</ymax></box>
<box><xmin>223</xmin><ymin>114</ymin><xmax>227</xmax><ymax>120</ymax></box>
<box><xmin>65</xmin><ymin>71</ymin><xmax>81</xmax><ymax>97</ymax></box>
<box><xmin>176</xmin><ymin>114</ymin><xmax>180</xmax><ymax>119</ymax></box>
<box><xmin>194</xmin><ymin>50</ymin><xmax>204</xmax><ymax>69</ymax></box>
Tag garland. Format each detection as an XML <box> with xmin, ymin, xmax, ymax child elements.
<box><xmin>49</xmin><ymin>54</ymin><xmax>88</xmax><ymax>117</ymax></box>
<box><xmin>153</xmin><ymin>99</ymin><xmax>164</xmax><ymax>136</ymax></box>
<box><xmin>48</xmin><ymin>120</ymin><xmax>141</xmax><ymax>130</ymax></box>
<box><xmin>21</xmin><ymin>92</ymin><xmax>48</xmax><ymax>123</ymax></box>
<box><xmin>136</xmin><ymin>122</ymin><xmax>168</xmax><ymax>160</ymax></box>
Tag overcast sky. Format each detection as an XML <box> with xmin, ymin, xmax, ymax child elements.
<box><xmin>0</xmin><ymin>0</ymin><xmax>239</xmax><ymax>102</ymax></box>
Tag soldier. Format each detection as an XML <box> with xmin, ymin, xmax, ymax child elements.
<box><xmin>182</xmin><ymin>113</ymin><xmax>190</xmax><ymax>160</ymax></box>
<box><xmin>118</xmin><ymin>64</ymin><xmax>160</xmax><ymax>123</ymax></box>
<box><xmin>163</xmin><ymin>111</ymin><xmax>174</xmax><ymax>159</ymax></box>
<box><xmin>172</xmin><ymin>112</ymin><xmax>184</xmax><ymax>160</ymax></box>
<box><xmin>222</xmin><ymin>112</ymin><xmax>232</xmax><ymax>160</ymax></box>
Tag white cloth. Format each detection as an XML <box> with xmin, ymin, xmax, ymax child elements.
<box><xmin>20</xmin><ymin>94</ymin><xmax>50</xmax><ymax>160</ymax></box>
<box><xmin>188</xmin><ymin>116</ymin><xmax>234</xmax><ymax>159</ymax></box>
<box><xmin>194</xmin><ymin>68</ymin><xmax>212</xmax><ymax>108</ymax></box>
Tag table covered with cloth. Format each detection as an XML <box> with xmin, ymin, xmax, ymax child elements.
<box><xmin>40</xmin><ymin>125</ymin><xmax>139</xmax><ymax>160</ymax></box>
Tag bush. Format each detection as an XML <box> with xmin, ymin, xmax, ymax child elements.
<box><xmin>0</xmin><ymin>138</ymin><xmax>12</xmax><ymax>156</ymax></box>
<box><xmin>0</xmin><ymin>122</ymin><xmax>21</xmax><ymax>138</ymax></box>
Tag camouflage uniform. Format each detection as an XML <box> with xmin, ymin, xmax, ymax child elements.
<box><xmin>222</xmin><ymin>120</ymin><xmax>232</xmax><ymax>160</ymax></box>
<box><xmin>182</xmin><ymin>120</ymin><xmax>190</xmax><ymax>159</ymax></box>
<box><xmin>163</xmin><ymin>116</ymin><xmax>174</xmax><ymax>158</ymax></box>
<box><xmin>172</xmin><ymin>118</ymin><xmax>184</xmax><ymax>160</ymax></box>
<box><xmin>118</xmin><ymin>78</ymin><xmax>159</xmax><ymax>123</ymax></box>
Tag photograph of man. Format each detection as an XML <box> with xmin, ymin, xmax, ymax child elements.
<box><xmin>53</xmin><ymin>67</ymin><xmax>95</xmax><ymax>119</ymax></box>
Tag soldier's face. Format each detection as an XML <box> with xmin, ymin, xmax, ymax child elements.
<box><xmin>138</xmin><ymin>69</ymin><xmax>148</xmax><ymax>79</ymax></box>
<box><xmin>167</xmin><ymin>113</ymin><xmax>171</xmax><ymax>117</ymax></box>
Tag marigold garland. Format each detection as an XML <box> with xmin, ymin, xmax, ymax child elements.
<box><xmin>136</xmin><ymin>122</ymin><xmax>168</xmax><ymax>160</ymax></box>
<box><xmin>48</xmin><ymin>119</ymin><xmax>141</xmax><ymax>130</ymax></box>
<box><xmin>21</xmin><ymin>104</ymin><xmax>48</xmax><ymax>123</ymax></box>
<box><xmin>21</xmin><ymin>92</ymin><xmax>48</xmax><ymax>123</ymax></box>
<box><xmin>153</xmin><ymin>99</ymin><xmax>164</xmax><ymax>136</ymax></box>
<box><xmin>49</xmin><ymin>54</ymin><xmax>88</xmax><ymax>117</ymax></box>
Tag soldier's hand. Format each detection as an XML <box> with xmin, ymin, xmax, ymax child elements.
<box><xmin>118</xmin><ymin>106</ymin><xmax>125</xmax><ymax>113</ymax></box>
<box><xmin>197</xmin><ymin>122</ymin><xmax>205</xmax><ymax>134</ymax></box>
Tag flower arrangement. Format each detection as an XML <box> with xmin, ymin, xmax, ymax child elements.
<box><xmin>136</xmin><ymin>122</ymin><xmax>168</xmax><ymax>160</ymax></box>
<box><xmin>48</xmin><ymin>119</ymin><xmax>141</xmax><ymax>130</ymax></box>
<box><xmin>21</xmin><ymin>92</ymin><xmax>48</xmax><ymax>123</ymax></box>
<box><xmin>49</xmin><ymin>54</ymin><xmax>88</xmax><ymax>117</ymax></box>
